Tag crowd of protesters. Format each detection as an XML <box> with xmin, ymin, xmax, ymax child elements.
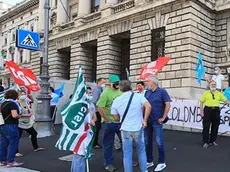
<box><xmin>0</xmin><ymin>87</ymin><xmax>45</xmax><ymax>168</ymax></box>
<box><xmin>0</xmin><ymin>66</ymin><xmax>229</xmax><ymax>171</ymax></box>
<box><xmin>73</xmin><ymin>68</ymin><xmax>228</xmax><ymax>172</ymax></box>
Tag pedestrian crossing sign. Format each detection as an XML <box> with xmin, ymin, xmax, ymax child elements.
<box><xmin>16</xmin><ymin>29</ymin><xmax>40</xmax><ymax>51</ymax></box>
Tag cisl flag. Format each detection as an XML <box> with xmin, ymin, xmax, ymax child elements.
<box><xmin>140</xmin><ymin>56</ymin><xmax>171</xmax><ymax>80</ymax></box>
<box><xmin>5</xmin><ymin>60</ymin><xmax>40</xmax><ymax>92</ymax></box>
<box><xmin>56</xmin><ymin>66</ymin><xmax>94</xmax><ymax>159</ymax></box>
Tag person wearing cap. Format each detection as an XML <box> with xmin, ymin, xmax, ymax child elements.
<box><xmin>200</xmin><ymin>80</ymin><xmax>230</xmax><ymax>148</ymax></box>
<box><xmin>96</xmin><ymin>74</ymin><xmax>122</xmax><ymax>172</ymax></box>
<box><xmin>144</xmin><ymin>75</ymin><xmax>171</xmax><ymax>172</ymax></box>
<box><xmin>211</xmin><ymin>67</ymin><xmax>224</xmax><ymax>92</ymax></box>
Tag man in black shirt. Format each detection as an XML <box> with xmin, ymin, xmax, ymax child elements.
<box><xmin>0</xmin><ymin>90</ymin><xmax>23</xmax><ymax>167</ymax></box>
<box><xmin>0</xmin><ymin>81</ymin><xmax>4</xmax><ymax>92</ymax></box>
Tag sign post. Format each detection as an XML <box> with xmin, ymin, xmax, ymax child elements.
<box><xmin>34</xmin><ymin>0</ymin><xmax>54</xmax><ymax>138</ymax></box>
<box><xmin>15</xmin><ymin>1</ymin><xmax>54</xmax><ymax>138</ymax></box>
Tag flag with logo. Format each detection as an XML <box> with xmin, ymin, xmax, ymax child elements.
<box><xmin>139</xmin><ymin>56</ymin><xmax>171</xmax><ymax>80</ymax></box>
<box><xmin>195</xmin><ymin>52</ymin><xmax>205</xmax><ymax>85</ymax></box>
<box><xmin>56</xmin><ymin>66</ymin><xmax>94</xmax><ymax>159</ymax></box>
<box><xmin>5</xmin><ymin>60</ymin><xmax>40</xmax><ymax>91</ymax></box>
<box><xmin>54</xmin><ymin>81</ymin><xmax>64</xmax><ymax>99</ymax></box>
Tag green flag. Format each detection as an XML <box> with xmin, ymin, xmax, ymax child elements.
<box><xmin>56</xmin><ymin>66</ymin><xmax>94</xmax><ymax>159</ymax></box>
<box><xmin>0</xmin><ymin>51</ymin><xmax>6</xmax><ymax>60</ymax></box>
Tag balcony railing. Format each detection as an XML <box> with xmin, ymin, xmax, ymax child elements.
<box><xmin>84</xmin><ymin>11</ymin><xmax>102</xmax><ymax>22</ymax></box>
<box><xmin>112</xmin><ymin>0</ymin><xmax>135</xmax><ymax>14</ymax></box>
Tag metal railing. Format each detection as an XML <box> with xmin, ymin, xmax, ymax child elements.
<box><xmin>112</xmin><ymin>0</ymin><xmax>135</xmax><ymax>14</ymax></box>
<box><xmin>84</xmin><ymin>11</ymin><xmax>102</xmax><ymax>22</ymax></box>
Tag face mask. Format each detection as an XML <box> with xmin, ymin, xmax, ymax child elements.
<box><xmin>214</xmin><ymin>71</ymin><xmax>219</xmax><ymax>74</ymax></box>
<box><xmin>148</xmin><ymin>86</ymin><xmax>152</xmax><ymax>91</ymax></box>
<box><xmin>101</xmin><ymin>84</ymin><xmax>106</xmax><ymax>89</ymax></box>
<box><xmin>88</xmin><ymin>96</ymin><xmax>93</xmax><ymax>101</ymax></box>
<box><xmin>210</xmin><ymin>87</ymin><xmax>216</xmax><ymax>91</ymax></box>
<box><xmin>137</xmin><ymin>86</ymin><xmax>144</xmax><ymax>92</ymax></box>
<box><xmin>20</xmin><ymin>95</ymin><xmax>27</xmax><ymax>100</ymax></box>
<box><xmin>113</xmin><ymin>83</ymin><xmax>119</xmax><ymax>90</ymax></box>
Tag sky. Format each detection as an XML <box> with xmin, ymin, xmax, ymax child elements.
<box><xmin>3</xmin><ymin>0</ymin><xmax>22</xmax><ymax>5</ymax></box>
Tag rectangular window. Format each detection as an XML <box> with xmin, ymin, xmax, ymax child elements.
<box><xmin>40</xmin><ymin>57</ymin><xmax>43</xmax><ymax>75</ymax></box>
<box><xmin>151</xmin><ymin>27</ymin><xmax>165</xmax><ymax>61</ymax></box>
<box><xmin>4</xmin><ymin>38</ymin><xmax>7</xmax><ymax>45</ymax></box>
<box><xmin>91</xmin><ymin>0</ymin><xmax>100</xmax><ymax>13</ymax></box>
<box><xmin>11</xmin><ymin>53</ymin><xmax>14</xmax><ymax>61</ymax></box>
<box><xmin>19</xmin><ymin>50</ymin><xmax>23</xmax><ymax>63</ymax></box>
<box><xmin>12</xmin><ymin>32</ymin><xmax>16</xmax><ymax>42</ymax></box>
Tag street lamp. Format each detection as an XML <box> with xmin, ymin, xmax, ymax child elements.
<box><xmin>35</xmin><ymin>0</ymin><xmax>54</xmax><ymax>137</ymax></box>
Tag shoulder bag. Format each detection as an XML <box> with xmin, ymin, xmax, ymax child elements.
<box><xmin>120</xmin><ymin>93</ymin><xmax>134</xmax><ymax>126</ymax></box>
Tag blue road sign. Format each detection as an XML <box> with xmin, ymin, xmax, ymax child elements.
<box><xmin>16</xmin><ymin>29</ymin><xmax>40</xmax><ymax>51</ymax></box>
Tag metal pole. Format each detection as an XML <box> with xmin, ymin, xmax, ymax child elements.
<box><xmin>34</xmin><ymin>0</ymin><xmax>54</xmax><ymax>138</ymax></box>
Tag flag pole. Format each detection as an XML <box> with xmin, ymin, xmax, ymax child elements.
<box><xmin>86</xmin><ymin>159</ymin><xmax>89</xmax><ymax>172</ymax></box>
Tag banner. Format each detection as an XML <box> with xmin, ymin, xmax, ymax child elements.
<box><xmin>5</xmin><ymin>61</ymin><xmax>40</xmax><ymax>92</ymax></box>
<box><xmin>139</xmin><ymin>56</ymin><xmax>170</xmax><ymax>80</ymax></box>
<box><xmin>167</xmin><ymin>99</ymin><xmax>230</xmax><ymax>134</ymax></box>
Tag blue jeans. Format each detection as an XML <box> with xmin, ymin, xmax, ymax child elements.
<box><xmin>102</xmin><ymin>123</ymin><xmax>121</xmax><ymax>166</ymax></box>
<box><xmin>121</xmin><ymin>129</ymin><xmax>147</xmax><ymax>172</ymax></box>
<box><xmin>144</xmin><ymin>122</ymin><xmax>165</xmax><ymax>163</ymax></box>
<box><xmin>71</xmin><ymin>154</ymin><xmax>86</xmax><ymax>172</ymax></box>
<box><xmin>0</xmin><ymin>124</ymin><xmax>19</xmax><ymax>163</ymax></box>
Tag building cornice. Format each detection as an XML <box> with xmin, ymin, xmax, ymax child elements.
<box><xmin>0</xmin><ymin>0</ymin><xmax>39</xmax><ymax>23</ymax></box>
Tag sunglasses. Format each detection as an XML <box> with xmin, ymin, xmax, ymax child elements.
<box><xmin>210</xmin><ymin>92</ymin><xmax>215</xmax><ymax>100</ymax></box>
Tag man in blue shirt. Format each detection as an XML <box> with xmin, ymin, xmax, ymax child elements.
<box><xmin>92</xmin><ymin>77</ymin><xmax>106</xmax><ymax>149</ymax></box>
<box><xmin>144</xmin><ymin>75</ymin><xmax>171</xmax><ymax>172</ymax></box>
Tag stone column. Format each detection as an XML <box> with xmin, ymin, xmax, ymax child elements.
<box><xmin>78</xmin><ymin>0</ymin><xmax>91</xmax><ymax>16</ymax></box>
<box><xmin>99</xmin><ymin>0</ymin><xmax>106</xmax><ymax>9</ymax></box>
<box><xmin>0</xmin><ymin>33</ymin><xmax>3</xmax><ymax>68</ymax></box>
<box><xmin>106</xmin><ymin>0</ymin><xmax>118</xmax><ymax>5</ymax></box>
<box><xmin>14</xmin><ymin>47</ymin><xmax>18</xmax><ymax>63</ymax></box>
<box><xmin>97</xmin><ymin>28</ymin><xmax>121</xmax><ymax>79</ymax></box>
<box><xmin>34</xmin><ymin>16</ymin><xmax>39</xmax><ymax>32</ymax></box>
<box><xmin>227</xmin><ymin>18</ymin><xmax>230</xmax><ymax>49</ymax></box>
<box><xmin>57</xmin><ymin>0</ymin><xmax>69</xmax><ymax>25</ymax></box>
<box><xmin>38</xmin><ymin>0</ymin><xmax>45</xmax><ymax>32</ymax></box>
<box><xmin>6</xmin><ymin>30</ymin><xmax>10</xmax><ymax>60</ymax></box>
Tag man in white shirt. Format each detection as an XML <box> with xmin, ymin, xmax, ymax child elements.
<box><xmin>111</xmin><ymin>80</ymin><xmax>151</xmax><ymax>172</ymax></box>
<box><xmin>48</xmin><ymin>87</ymin><xmax>59</xmax><ymax>122</ymax></box>
<box><xmin>211</xmin><ymin>67</ymin><xmax>224</xmax><ymax>91</ymax></box>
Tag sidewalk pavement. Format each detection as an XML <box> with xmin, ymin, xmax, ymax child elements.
<box><xmin>0</xmin><ymin>125</ymin><xmax>230</xmax><ymax>172</ymax></box>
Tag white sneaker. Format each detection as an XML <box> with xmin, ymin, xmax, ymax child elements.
<box><xmin>154</xmin><ymin>163</ymin><xmax>166</xmax><ymax>171</ymax></box>
<box><xmin>147</xmin><ymin>162</ymin><xmax>154</xmax><ymax>168</ymax></box>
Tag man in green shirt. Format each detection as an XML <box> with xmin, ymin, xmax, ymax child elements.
<box><xmin>97</xmin><ymin>74</ymin><xmax>122</xmax><ymax>172</ymax></box>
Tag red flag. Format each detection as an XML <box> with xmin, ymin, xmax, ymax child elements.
<box><xmin>5</xmin><ymin>61</ymin><xmax>40</xmax><ymax>92</ymax></box>
<box><xmin>139</xmin><ymin>56</ymin><xmax>171</xmax><ymax>80</ymax></box>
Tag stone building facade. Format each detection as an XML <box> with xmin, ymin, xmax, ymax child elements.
<box><xmin>30</xmin><ymin>0</ymin><xmax>230</xmax><ymax>99</ymax></box>
<box><xmin>0</xmin><ymin>0</ymin><xmax>39</xmax><ymax>87</ymax></box>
